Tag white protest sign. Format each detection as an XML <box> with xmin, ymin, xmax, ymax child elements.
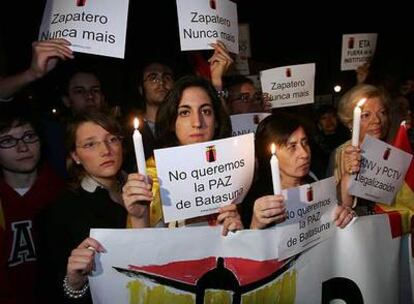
<box><xmin>38</xmin><ymin>0</ymin><xmax>129</xmax><ymax>58</ymax></box>
<box><xmin>230</xmin><ymin>112</ymin><xmax>270</xmax><ymax>136</ymax></box>
<box><xmin>89</xmin><ymin>215</ymin><xmax>412</xmax><ymax>304</ymax></box>
<box><xmin>176</xmin><ymin>0</ymin><xmax>239</xmax><ymax>53</ymax></box>
<box><xmin>89</xmin><ymin>227</ymin><xmax>284</xmax><ymax>304</ymax></box>
<box><xmin>260</xmin><ymin>63</ymin><xmax>315</xmax><ymax>109</ymax></box>
<box><xmin>277</xmin><ymin>177</ymin><xmax>337</xmax><ymax>260</ymax></box>
<box><xmin>154</xmin><ymin>134</ymin><xmax>254</xmax><ymax>222</ymax></box>
<box><xmin>348</xmin><ymin>135</ymin><xmax>412</xmax><ymax>204</ymax></box>
<box><xmin>341</xmin><ymin>33</ymin><xmax>378</xmax><ymax>71</ymax></box>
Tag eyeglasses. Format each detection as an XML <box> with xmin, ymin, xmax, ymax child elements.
<box><xmin>143</xmin><ymin>72</ymin><xmax>173</xmax><ymax>84</ymax></box>
<box><xmin>0</xmin><ymin>132</ymin><xmax>40</xmax><ymax>149</ymax></box>
<box><xmin>229</xmin><ymin>92</ymin><xmax>263</xmax><ymax>104</ymax></box>
<box><xmin>76</xmin><ymin>136</ymin><xmax>123</xmax><ymax>151</ymax></box>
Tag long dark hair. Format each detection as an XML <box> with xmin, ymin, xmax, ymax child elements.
<box><xmin>155</xmin><ymin>75</ymin><xmax>231</xmax><ymax>148</ymax></box>
<box><xmin>65</xmin><ymin>111</ymin><xmax>124</xmax><ymax>188</ymax></box>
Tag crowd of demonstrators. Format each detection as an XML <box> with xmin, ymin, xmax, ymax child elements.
<box><xmin>123</xmin><ymin>75</ymin><xmax>242</xmax><ymax>234</ymax></box>
<box><xmin>330</xmin><ymin>84</ymin><xmax>391</xmax><ymax>215</ymax></box>
<box><xmin>241</xmin><ymin>112</ymin><xmax>355</xmax><ymax>230</ymax></box>
<box><xmin>0</xmin><ymin>102</ymin><xmax>65</xmax><ymax>304</ymax></box>
<box><xmin>0</xmin><ymin>33</ymin><xmax>412</xmax><ymax>303</ymax></box>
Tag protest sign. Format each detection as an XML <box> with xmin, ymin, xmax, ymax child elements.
<box><xmin>349</xmin><ymin>135</ymin><xmax>413</xmax><ymax>204</ymax></box>
<box><xmin>38</xmin><ymin>0</ymin><xmax>129</xmax><ymax>58</ymax></box>
<box><xmin>277</xmin><ymin>177</ymin><xmax>337</xmax><ymax>259</ymax></box>
<box><xmin>176</xmin><ymin>0</ymin><xmax>238</xmax><ymax>53</ymax></box>
<box><xmin>341</xmin><ymin>33</ymin><xmax>377</xmax><ymax>71</ymax></box>
<box><xmin>260</xmin><ymin>63</ymin><xmax>315</xmax><ymax>108</ymax></box>
<box><xmin>154</xmin><ymin>134</ymin><xmax>254</xmax><ymax>222</ymax></box>
<box><xmin>230</xmin><ymin>112</ymin><xmax>270</xmax><ymax>136</ymax></box>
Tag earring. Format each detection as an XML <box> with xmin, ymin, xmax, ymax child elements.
<box><xmin>75</xmin><ymin>160</ymin><xmax>81</xmax><ymax>165</ymax></box>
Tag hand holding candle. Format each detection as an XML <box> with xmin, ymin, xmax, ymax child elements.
<box><xmin>270</xmin><ymin>143</ymin><xmax>281</xmax><ymax>195</ymax></box>
<box><xmin>351</xmin><ymin>98</ymin><xmax>367</xmax><ymax>147</ymax></box>
<box><xmin>132</xmin><ymin>118</ymin><xmax>147</xmax><ymax>177</ymax></box>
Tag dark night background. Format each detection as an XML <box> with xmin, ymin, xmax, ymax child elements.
<box><xmin>1</xmin><ymin>1</ymin><xmax>413</xmax><ymax>111</ymax></box>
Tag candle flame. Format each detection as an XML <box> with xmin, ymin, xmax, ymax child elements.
<box><xmin>356</xmin><ymin>98</ymin><xmax>367</xmax><ymax>108</ymax></box>
<box><xmin>133</xmin><ymin>118</ymin><xmax>139</xmax><ymax>129</ymax></box>
<box><xmin>270</xmin><ymin>143</ymin><xmax>276</xmax><ymax>154</ymax></box>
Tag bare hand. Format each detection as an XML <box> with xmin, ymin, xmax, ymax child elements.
<box><xmin>251</xmin><ymin>195</ymin><xmax>286</xmax><ymax>229</ymax></box>
<box><xmin>208</xmin><ymin>40</ymin><xmax>233</xmax><ymax>89</ymax></box>
<box><xmin>356</xmin><ymin>63</ymin><xmax>370</xmax><ymax>84</ymax></box>
<box><xmin>66</xmin><ymin>237</ymin><xmax>104</xmax><ymax>290</ymax></box>
<box><xmin>343</xmin><ymin>144</ymin><xmax>361</xmax><ymax>176</ymax></box>
<box><xmin>122</xmin><ymin>173</ymin><xmax>152</xmax><ymax>218</ymax></box>
<box><xmin>217</xmin><ymin>204</ymin><xmax>243</xmax><ymax>236</ymax></box>
<box><xmin>28</xmin><ymin>39</ymin><xmax>74</xmax><ymax>80</ymax></box>
<box><xmin>332</xmin><ymin>205</ymin><xmax>356</xmax><ymax>229</ymax></box>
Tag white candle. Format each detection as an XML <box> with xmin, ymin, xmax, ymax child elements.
<box><xmin>270</xmin><ymin>143</ymin><xmax>281</xmax><ymax>195</ymax></box>
<box><xmin>133</xmin><ymin>118</ymin><xmax>147</xmax><ymax>176</ymax></box>
<box><xmin>351</xmin><ymin>98</ymin><xmax>367</xmax><ymax>147</ymax></box>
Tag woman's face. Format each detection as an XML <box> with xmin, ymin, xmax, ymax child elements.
<box><xmin>175</xmin><ymin>86</ymin><xmax>216</xmax><ymax>145</ymax></box>
<box><xmin>71</xmin><ymin>122</ymin><xmax>123</xmax><ymax>184</ymax></box>
<box><xmin>358</xmin><ymin>97</ymin><xmax>388</xmax><ymax>141</ymax></box>
<box><xmin>275</xmin><ymin>126</ymin><xmax>311</xmax><ymax>183</ymax></box>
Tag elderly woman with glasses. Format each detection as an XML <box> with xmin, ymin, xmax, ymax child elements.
<box><xmin>39</xmin><ymin>112</ymin><xmax>150</xmax><ymax>303</ymax></box>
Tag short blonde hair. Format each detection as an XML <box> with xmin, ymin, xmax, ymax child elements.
<box><xmin>337</xmin><ymin>84</ymin><xmax>390</xmax><ymax>128</ymax></box>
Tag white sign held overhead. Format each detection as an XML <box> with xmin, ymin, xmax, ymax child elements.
<box><xmin>38</xmin><ymin>0</ymin><xmax>129</xmax><ymax>58</ymax></box>
<box><xmin>176</xmin><ymin>0</ymin><xmax>239</xmax><ymax>54</ymax></box>
<box><xmin>341</xmin><ymin>33</ymin><xmax>378</xmax><ymax>71</ymax></box>
<box><xmin>260</xmin><ymin>63</ymin><xmax>315</xmax><ymax>109</ymax></box>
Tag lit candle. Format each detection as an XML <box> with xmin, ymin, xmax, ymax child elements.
<box><xmin>133</xmin><ymin>118</ymin><xmax>147</xmax><ymax>177</ymax></box>
<box><xmin>351</xmin><ymin>98</ymin><xmax>367</xmax><ymax>147</ymax></box>
<box><xmin>270</xmin><ymin>143</ymin><xmax>281</xmax><ymax>195</ymax></box>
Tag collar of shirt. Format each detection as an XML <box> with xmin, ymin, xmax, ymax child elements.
<box><xmin>81</xmin><ymin>175</ymin><xmax>104</xmax><ymax>193</ymax></box>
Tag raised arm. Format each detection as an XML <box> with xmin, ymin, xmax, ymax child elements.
<box><xmin>208</xmin><ymin>40</ymin><xmax>233</xmax><ymax>91</ymax></box>
<box><xmin>0</xmin><ymin>38</ymin><xmax>73</xmax><ymax>100</ymax></box>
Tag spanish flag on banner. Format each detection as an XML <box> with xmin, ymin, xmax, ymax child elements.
<box><xmin>375</xmin><ymin>122</ymin><xmax>414</xmax><ymax>235</ymax></box>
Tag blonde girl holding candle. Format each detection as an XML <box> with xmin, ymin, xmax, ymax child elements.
<box><xmin>40</xmin><ymin>112</ymin><xmax>151</xmax><ymax>302</ymax></box>
<box><xmin>242</xmin><ymin>113</ymin><xmax>355</xmax><ymax>230</ymax></box>
<box><xmin>331</xmin><ymin>84</ymin><xmax>390</xmax><ymax>211</ymax></box>
<box><xmin>122</xmin><ymin>75</ymin><xmax>242</xmax><ymax>235</ymax></box>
